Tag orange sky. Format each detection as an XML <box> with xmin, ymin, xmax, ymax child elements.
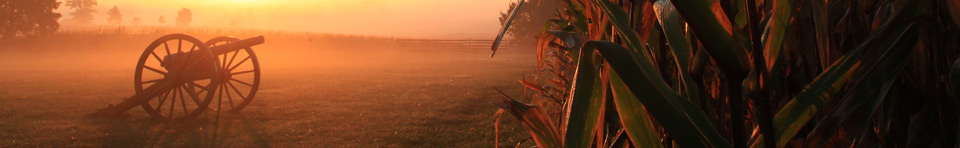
<box><xmin>56</xmin><ymin>0</ymin><xmax>517</xmax><ymax>38</ymax></box>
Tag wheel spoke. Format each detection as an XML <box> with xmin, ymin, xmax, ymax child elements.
<box><xmin>177</xmin><ymin>44</ymin><xmax>200</xmax><ymax>73</ymax></box>
<box><xmin>169</xmin><ymin>86</ymin><xmax>177</xmax><ymax>117</ymax></box>
<box><xmin>189</xmin><ymin>44</ymin><xmax>197</xmax><ymax>52</ymax></box>
<box><xmin>177</xmin><ymin>39</ymin><xmax>183</xmax><ymax>53</ymax></box>
<box><xmin>143</xmin><ymin>65</ymin><xmax>167</xmax><ymax>75</ymax></box>
<box><xmin>217</xmin><ymin>83</ymin><xmax>230</xmax><ymax>112</ymax></box>
<box><xmin>230</xmin><ymin>78</ymin><xmax>253</xmax><ymax>87</ymax></box>
<box><xmin>188</xmin><ymin>82</ymin><xmax>209</xmax><ymax>94</ymax></box>
<box><xmin>163</xmin><ymin>42</ymin><xmax>171</xmax><ymax>56</ymax></box>
<box><xmin>187</xmin><ymin>81</ymin><xmax>205</xmax><ymax>88</ymax></box>
<box><xmin>151</xmin><ymin>51</ymin><xmax>164</xmax><ymax>63</ymax></box>
<box><xmin>229</xmin><ymin>56</ymin><xmax>251</xmax><ymax>71</ymax></box>
<box><xmin>217</xmin><ymin>83</ymin><xmax>226</xmax><ymax>111</ymax></box>
<box><xmin>226</xmin><ymin>50</ymin><xmax>240</xmax><ymax>69</ymax></box>
<box><xmin>231</xmin><ymin>70</ymin><xmax>256</xmax><ymax>75</ymax></box>
<box><xmin>155</xmin><ymin>88</ymin><xmax>172</xmax><ymax>111</ymax></box>
<box><xmin>226</xmin><ymin>81</ymin><xmax>248</xmax><ymax>99</ymax></box>
<box><xmin>183</xmin><ymin>84</ymin><xmax>202</xmax><ymax>105</ymax></box>
<box><xmin>222</xmin><ymin>50</ymin><xmax>230</xmax><ymax>69</ymax></box>
<box><xmin>179</xmin><ymin>86</ymin><xmax>189</xmax><ymax>116</ymax></box>
<box><xmin>142</xmin><ymin>78</ymin><xmax>164</xmax><ymax>84</ymax></box>
<box><xmin>223</xmin><ymin>83</ymin><xmax>236</xmax><ymax>108</ymax></box>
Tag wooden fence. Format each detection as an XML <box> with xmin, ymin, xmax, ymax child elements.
<box><xmin>394</xmin><ymin>39</ymin><xmax>527</xmax><ymax>49</ymax></box>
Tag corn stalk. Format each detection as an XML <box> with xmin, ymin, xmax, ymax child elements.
<box><xmin>493</xmin><ymin>0</ymin><xmax>960</xmax><ymax>147</ymax></box>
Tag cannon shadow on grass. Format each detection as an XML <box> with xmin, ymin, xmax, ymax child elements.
<box><xmin>85</xmin><ymin>113</ymin><xmax>271</xmax><ymax>147</ymax></box>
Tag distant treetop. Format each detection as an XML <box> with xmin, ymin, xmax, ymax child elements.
<box><xmin>176</xmin><ymin>8</ymin><xmax>192</xmax><ymax>27</ymax></box>
<box><xmin>65</xmin><ymin>0</ymin><xmax>97</xmax><ymax>25</ymax></box>
<box><xmin>107</xmin><ymin>6</ymin><xmax>122</xmax><ymax>25</ymax></box>
<box><xmin>0</xmin><ymin>0</ymin><xmax>62</xmax><ymax>39</ymax></box>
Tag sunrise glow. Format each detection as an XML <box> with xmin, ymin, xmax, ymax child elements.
<box><xmin>55</xmin><ymin>0</ymin><xmax>516</xmax><ymax>38</ymax></box>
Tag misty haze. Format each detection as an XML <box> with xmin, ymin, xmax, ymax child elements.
<box><xmin>6</xmin><ymin>0</ymin><xmax>960</xmax><ymax>147</ymax></box>
<box><xmin>1</xmin><ymin>0</ymin><xmax>541</xmax><ymax>147</ymax></box>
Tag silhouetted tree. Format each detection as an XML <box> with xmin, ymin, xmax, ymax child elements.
<box><xmin>158</xmin><ymin>16</ymin><xmax>166</xmax><ymax>25</ymax></box>
<box><xmin>498</xmin><ymin>0</ymin><xmax>559</xmax><ymax>44</ymax></box>
<box><xmin>0</xmin><ymin>0</ymin><xmax>62</xmax><ymax>40</ymax></box>
<box><xmin>132</xmin><ymin>17</ymin><xmax>141</xmax><ymax>26</ymax></box>
<box><xmin>65</xmin><ymin>0</ymin><xmax>97</xmax><ymax>25</ymax></box>
<box><xmin>176</xmin><ymin>8</ymin><xmax>191</xmax><ymax>27</ymax></box>
<box><xmin>106</xmin><ymin>6</ymin><xmax>121</xmax><ymax>25</ymax></box>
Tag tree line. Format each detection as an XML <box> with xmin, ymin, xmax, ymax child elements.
<box><xmin>0</xmin><ymin>0</ymin><xmax>194</xmax><ymax>40</ymax></box>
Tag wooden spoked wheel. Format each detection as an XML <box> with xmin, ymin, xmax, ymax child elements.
<box><xmin>136</xmin><ymin>34</ymin><xmax>220</xmax><ymax>121</ymax></box>
<box><xmin>205</xmin><ymin>36</ymin><xmax>261</xmax><ymax>113</ymax></box>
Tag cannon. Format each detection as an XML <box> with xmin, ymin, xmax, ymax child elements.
<box><xmin>94</xmin><ymin>34</ymin><xmax>264</xmax><ymax>121</ymax></box>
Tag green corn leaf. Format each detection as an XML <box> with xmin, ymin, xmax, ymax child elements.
<box><xmin>603</xmin><ymin>129</ymin><xmax>630</xmax><ymax>148</ymax></box>
<box><xmin>539</xmin><ymin>31</ymin><xmax>585</xmax><ymax>66</ymax></box>
<box><xmin>950</xmin><ymin>58</ymin><xmax>960</xmax><ymax>98</ymax></box>
<box><xmin>563</xmin><ymin>46</ymin><xmax>606</xmax><ymax>148</ymax></box>
<box><xmin>592</xmin><ymin>0</ymin><xmax>651</xmax><ymax>56</ymax></box>
<box><xmin>733</xmin><ymin>0</ymin><xmax>748</xmax><ymax>29</ymax></box>
<box><xmin>653</xmin><ymin>0</ymin><xmax>699</xmax><ymax>103</ymax></box>
<box><xmin>585</xmin><ymin>41</ymin><xmax>729</xmax><ymax>148</ymax></box>
<box><xmin>561</xmin><ymin>0</ymin><xmax>589</xmax><ymax>32</ymax></box>
<box><xmin>665</xmin><ymin>0</ymin><xmax>751</xmax><ymax>78</ymax></box>
<box><xmin>608</xmin><ymin>72</ymin><xmax>662</xmax><ymax>148</ymax></box>
<box><xmin>542</xmin><ymin>19</ymin><xmax>570</xmax><ymax>34</ymax></box>
<box><xmin>762</xmin><ymin>0</ymin><xmax>932</xmax><ymax>146</ymax></box>
<box><xmin>491</xmin><ymin>0</ymin><xmax>524</xmax><ymax>57</ymax></box>
<box><xmin>764</xmin><ymin>0</ymin><xmax>793</xmax><ymax>71</ymax></box>
<box><xmin>809</xmin><ymin>0</ymin><xmax>831</xmax><ymax>69</ymax></box>
<box><xmin>946</xmin><ymin>0</ymin><xmax>960</xmax><ymax>29</ymax></box>
<box><xmin>689</xmin><ymin>48</ymin><xmax>709</xmax><ymax>77</ymax></box>
<box><xmin>493</xmin><ymin>98</ymin><xmax>563</xmax><ymax>148</ymax></box>
<box><xmin>951</xmin><ymin>59</ymin><xmax>960</xmax><ymax>148</ymax></box>
<box><xmin>762</xmin><ymin>10</ymin><xmax>927</xmax><ymax>148</ymax></box>
<box><xmin>802</xmin><ymin>28</ymin><xmax>917</xmax><ymax>146</ymax></box>
<box><xmin>590</xmin><ymin>0</ymin><xmax>665</xmax><ymax>90</ymax></box>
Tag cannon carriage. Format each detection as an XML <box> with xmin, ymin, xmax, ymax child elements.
<box><xmin>94</xmin><ymin>34</ymin><xmax>264</xmax><ymax>121</ymax></box>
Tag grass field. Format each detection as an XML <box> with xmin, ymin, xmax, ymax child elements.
<box><xmin>0</xmin><ymin>34</ymin><xmax>535</xmax><ymax>147</ymax></box>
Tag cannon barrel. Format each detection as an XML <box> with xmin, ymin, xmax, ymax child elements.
<box><xmin>159</xmin><ymin>35</ymin><xmax>264</xmax><ymax>73</ymax></box>
<box><xmin>209</xmin><ymin>36</ymin><xmax>265</xmax><ymax>56</ymax></box>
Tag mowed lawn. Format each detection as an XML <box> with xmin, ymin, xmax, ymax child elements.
<box><xmin>0</xmin><ymin>34</ymin><xmax>536</xmax><ymax>147</ymax></box>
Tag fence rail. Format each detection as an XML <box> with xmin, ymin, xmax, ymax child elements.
<box><xmin>394</xmin><ymin>39</ymin><xmax>526</xmax><ymax>49</ymax></box>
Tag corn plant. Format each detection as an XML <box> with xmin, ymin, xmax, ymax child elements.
<box><xmin>492</xmin><ymin>0</ymin><xmax>960</xmax><ymax>147</ymax></box>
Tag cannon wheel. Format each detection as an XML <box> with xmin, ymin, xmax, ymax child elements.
<box><xmin>136</xmin><ymin>34</ymin><xmax>220</xmax><ymax>121</ymax></box>
<box><xmin>205</xmin><ymin>36</ymin><xmax>261</xmax><ymax>112</ymax></box>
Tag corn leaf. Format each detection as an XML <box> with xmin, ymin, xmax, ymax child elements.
<box><xmin>591</xmin><ymin>0</ymin><xmax>650</xmax><ymax>56</ymax></box>
<box><xmin>608</xmin><ymin>72</ymin><xmax>662</xmax><ymax>148</ymax></box>
<box><xmin>491</xmin><ymin>0</ymin><xmax>524</xmax><ymax>57</ymax></box>
<box><xmin>809</xmin><ymin>0</ymin><xmax>831</xmax><ymax>69</ymax></box>
<box><xmin>764</xmin><ymin>9</ymin><xmax>927</xmax><ymax>148</ymax></box>
<box><xmin>563</xmin><ymin>46</ymin><xmax>606</xmax><ymax>148</ymax></box>
<box><xmin>493</xmin><ymin>98</ymin><xmax>562</xmax><ymax>148</ymax></box>
<box><xmin>946</xmin><ymin>0</ymin><xmax>960</xmax><ymax>29</ymax></box>
<box><xmin>665</xmin><ymin>0</ymin><xmax>751</xmax><ymax>78</ymax></box>
<box><xmin>764</xmin><ymin>0</ymin><xmax>793</xmax><ymax>71</ymax></box>
<box><xmin>951</xmin><ymin>59</ymin><xmax>960</xmax><ymax>97</ymax></box>
<box><xmin>653</xmin><ymin>0</ymin><xmax>699</xmax><ymax>103</ymax></box>
<box><xmin>585</xmin><ymin>41</ymin><xmax>729</xmax><ymax>148</ymax></box>
<box><xmin>948</xmin><ymin>59</ymin><xmax>960</xmax><ymax>148</ymax></box>
<box><xmin>803</xmin><ymin>28</ymin><xmax>916</xmax><ymax>146</ymax></box>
